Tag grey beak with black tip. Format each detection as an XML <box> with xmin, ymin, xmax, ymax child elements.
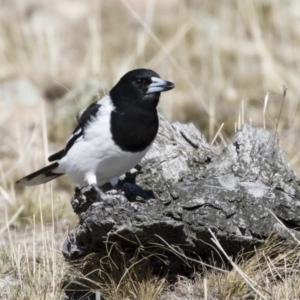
<box><xmin>147</xmin><ymin>77</ymin><xmax>175</xmax><ymax>94</ymax></box>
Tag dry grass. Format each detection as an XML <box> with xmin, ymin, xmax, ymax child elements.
<box><xmin>1</xmin><ymin>0</ymin><xmax>300</xmax><ymax>131</ymax></box>
<box><xmin>160</xmin><ymin>236</ymin><xmax>300</xmax><ymax>300</ymax></box>
<box><xmin>0</xmin><ymin>196</ymin><xmax>67</xmax><ymax>299</ymax></box>
<box><xmin>1</xmin><ymin>0</ymin><xmax>300</xmax><ymax>298</ymax></box>
<box><xmin>63</xmin><ymin>244</ymin><xmax>168</xmax><ymax>300</ymax></box>
<box><xmin>1</xmin><ymin>179</ymin><xmax>300</xmax><ymax>299</ymax></box>
<box><xmin>2</xmin><ymin>0</ymin><xmax>300</xmax><ymax>217</ymax></box>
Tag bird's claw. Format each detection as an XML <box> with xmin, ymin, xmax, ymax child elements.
<box><xmin>91</xmin><ymin>184</ymin><xmax>121</xmax><ymax>201</ymax></box>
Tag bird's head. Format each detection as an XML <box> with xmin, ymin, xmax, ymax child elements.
<box><xmin>110</xmin><ymin>68</ymin><xmax>175</xmax><ymax>110</ymax></box>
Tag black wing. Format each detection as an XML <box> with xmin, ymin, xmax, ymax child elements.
<box><xmin>48</xmin><ymin>149</ymin><xmax>64</xmax><ymax>162</ymax></box>
<box><xmin>48</xmin><ymin>102</ymin><xmax>101</xmax><ymax>162</ymax></box>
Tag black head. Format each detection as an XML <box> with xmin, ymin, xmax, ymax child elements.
<box><xmin>110</xmin><ymin>68</ymin><xmax>174</xmax><ymax>110</ymax></box>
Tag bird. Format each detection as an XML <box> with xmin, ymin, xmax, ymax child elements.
<box><xmin>16</xmin><ymin>68</ymin><xmax>175</xmax><ymax>199</ymax></box>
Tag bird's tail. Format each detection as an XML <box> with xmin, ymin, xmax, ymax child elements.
<box><xmin>16</xmin><ymin>162</ymin><xmax>64</xmax><ymax>186</ymax></box>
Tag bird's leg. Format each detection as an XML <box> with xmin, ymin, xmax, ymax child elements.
<box><xmin>107</xmin><ymin>177</ymin><xmax>124</xmax><ymax>196</ymax></box>
<box><xmin>91</xmin><ymin>183</ymin><xmax>106</xmax><ymax>200</ymax></box>
<box><xmin>91</xmin><ymin>184</ymin><xmax>112</xmax><ymax>201</ymax></box>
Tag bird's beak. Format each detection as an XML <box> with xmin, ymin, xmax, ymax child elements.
<box><xmin>146</xmin><ymin>77</ymin><xmax>175</xmax><ymax>94</ymax></box>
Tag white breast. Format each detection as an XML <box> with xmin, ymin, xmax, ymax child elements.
<box><xmin>58</xmin><ymin>95</ymin><xmax>149</xmax><ymax>187</ymax></box>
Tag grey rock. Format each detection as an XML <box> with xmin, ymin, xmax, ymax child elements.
<box><xmin>62</xmin><ymin>118</ymin><xmax>300</xmax><ymax>271</ymax></box>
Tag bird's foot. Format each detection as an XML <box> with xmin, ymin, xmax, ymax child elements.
<box><xmin>91</xmin><ymin>184</ymin><xmax>119</xmax><ymax>201</ymax></box>
<box><xmin>106</xmin><ymin>188</ymin><xmax>124</xmax><ymax>196</ymax></box>
<box><xmin>105</xmin><ymin>188</ymin><xmax>118</xmax><ymax>195</ymax></box>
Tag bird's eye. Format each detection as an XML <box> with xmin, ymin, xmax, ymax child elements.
<box><xmin>133</xmin><ymin>78</ymin><xmax>146</xmax><ymax>87</ymax></box>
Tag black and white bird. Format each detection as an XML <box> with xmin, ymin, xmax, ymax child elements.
<box><xmin>17</xmin><ymin>69</ymin><xmax>175</xmax><ymax>199</ymax></box>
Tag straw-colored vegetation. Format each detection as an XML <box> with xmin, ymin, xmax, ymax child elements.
<box><xmin>1</xmin><ymin>0</ymin><xmax>300</xmax><ymax>298</ymax></box>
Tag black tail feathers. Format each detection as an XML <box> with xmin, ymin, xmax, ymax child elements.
<box><xmin>16</xmin><ymin>162</ymin><xmax>64</xmax><ymax>186</ymax></box>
